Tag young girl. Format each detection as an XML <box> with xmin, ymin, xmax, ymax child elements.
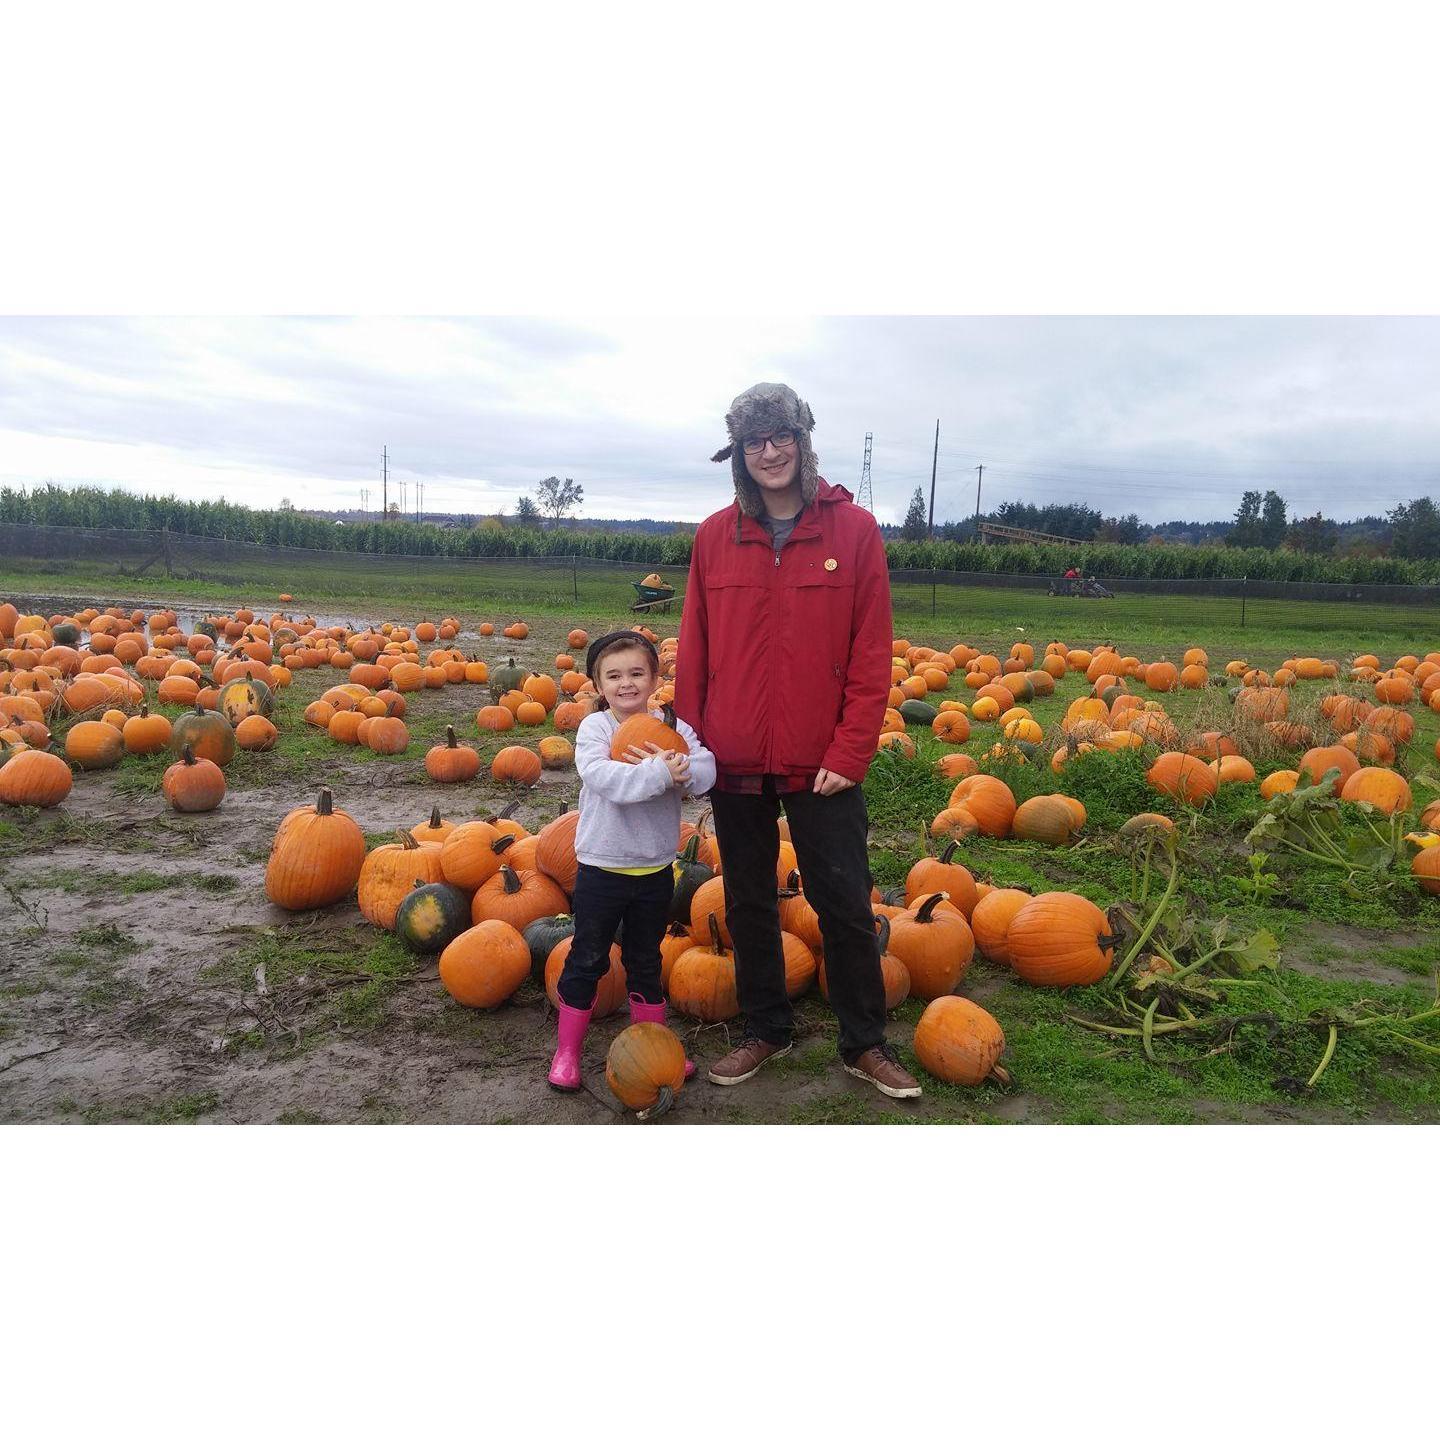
<box><xmin>548</xmin><ymin>630</ymin><xmax>716</xmax><ymax>1091</ymax></box>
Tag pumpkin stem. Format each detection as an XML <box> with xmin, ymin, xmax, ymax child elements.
<box><xmin>915</xmin><ymin>892</ymin><xmax>950</xmax><ymax>923</ymax></box>
<box><xmin>678</xmin><ymin>833</ymin><xmax>700</xmax><ymax>864</ymax></box>
<box><xmin>939</xmin><ymin>839</ymin><xmax>959</xmax><ymax>864</ymax></box>
<box><xmin>500</xmin><ymin>864</ymin><xmax>521</xmax><ymax>894</ymax></box>
<box><xmin>428</xmin><ymin>804</ymin><xmax>442</xmax><ymax>828</ymax></box>
<box><xmin>707</xmin><ymin>911</ymin><xmax>725</xmax><ymax>954</ymax></box>
<box><xmin>636</xmin><ymin>1085</ymin><xmax>674</xmax><ymax>1122</ymax></box>
<box><xmin>869</xmin><ymin>910</ymin><xmax>892</xmax><ymax>956</ymax></box>
<box><xmin>492</xmin><ymin>833</ymin><xmax>516</xmax><ymax>854</ymax></box>
<box><xmin>446</xmin><ymin>725</ymin><xmax>458</xmax><ymax>748</ymax></box>
<box><xmin>398</xmin><ymin>829</ymin><xmax>420</xmax><ymax>849</ymax></box>
<box><xmin>786</xmin><ymin>867</ymin><xmax>801</xmax><ymax>891</ymax></box>
<box><xmin>315</xmin><ymin>786</ymin><xmax>334</xmax><ymax>816</ymax></box>
<box><xmin>989</xmin><ymin>1063</ymin><xmax>1013</xmax><ymax>1087</ymax></box>
<box><xmin>182</xmin><ymin>744</ymin><xmax>197</xmax><ymax>766</ymax></box>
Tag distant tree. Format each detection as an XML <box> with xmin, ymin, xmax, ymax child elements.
<box><xmin>1094</xmin><ymin>512</ymin><xmax>1144</xmax><ymax>545</ymax></box>
<box><xmin>1388</xmin><ymin>497</ymin><xmax>1440</xmax><ymax>560</ymax></box>
<box><xmin>1259</xmin><ymin>490</ymin><xmax>1288</xmax><ymax>549</ymax></box>
<box><xmin>279</xmin><ymin>497</ymin><xmax>295</xmax><ymax>511</ymax></box>
<box><xmin>1285</xmin><ymin>512</ymin><xmax>1338</xmax><ymax>554</ymax></box>
<box><xmin>901</xmin><ymin>486</ymin><xmax>928</xmax><ymax>541</ymax></box>
<box><xmin>1227</xmin><ymin>490</ymin><xmax>1263</xmax><ymax>547</ymax></box>
<box><xmin>386</xmin><ymin>501</ymin><xmax>400</xmax><ymax>516</ymax></box>
<box><xmin>992</xmin><ymin>499</ymin><xmax>1104</xmax><ymax>541</ymax></box>
<box><xmin>514</xmin><ymin>495</ymin><xmax>541</xmax><ymax>525</ymax></box>
<box><xmin>536</xmin><ymin>476</ymin><xmax>583</xmax><ymax>527</ymax></box>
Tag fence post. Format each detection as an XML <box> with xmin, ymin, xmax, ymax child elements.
<box><xmin>1240</xmin><ymin>574</ymin><xmax>1247</xmax><ymax>628</ymax></box>
<box><xmin>931</xmin><ymin>569</ymin><xmax>937</xmax><ymax>618</ymax></box>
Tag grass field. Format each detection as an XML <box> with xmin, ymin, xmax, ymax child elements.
<box><xmin>3</xmin><ymin>550</ymin><xmax>1438</xmax><ymax>664</ymax></box>
<box><xmin>2</xmin><ymin>565</ymin><xmax>1439</xmax><ymax>1125</ymax></box>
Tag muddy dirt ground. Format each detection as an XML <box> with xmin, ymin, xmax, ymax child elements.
<box><xmin>0</xmin><ymin>605</ymin><xmax>970</xmax><ymax>1125</ymax></box>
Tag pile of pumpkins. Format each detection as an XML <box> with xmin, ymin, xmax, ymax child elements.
<box><xmin>260</xmin><ymin>767</ymin><xmax>1120</xmax><ymax>1095</ymax></box>
<box><xmin>0</xmin><ymin>596</ymin><xmax>677</xmax><ymax>813</ymax></box>
<box><xmin>881</xmin><ymin>633</ymin><xmax>1440</xmax><ymax>894</ymax></box>
<box><xmin>0</xmin><ymin>599</ymin><xmax>294</xmax><ymax>814</ymax></box>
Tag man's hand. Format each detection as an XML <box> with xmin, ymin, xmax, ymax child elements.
<box><xmin>812</xmin><ymin>768</ymin><xmax>855</xmax><ymax>796</ymax></box>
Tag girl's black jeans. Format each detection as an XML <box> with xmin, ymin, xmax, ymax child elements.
<box><xmin>557</xmin><ymin>861</ymin><xmax>673</xmax><ymax>1009</ymax></box>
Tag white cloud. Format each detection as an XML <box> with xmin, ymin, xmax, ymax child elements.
<box><xmin>1</xmin><ymin>316</ymin><xmax>1436</xmax><ymax>525</ymax></box>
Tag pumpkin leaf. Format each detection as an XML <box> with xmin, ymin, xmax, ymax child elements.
<box><xmin>1222</xmin><ymin>928</ymin><xmax>1279</xmax><ymax>974</ymax></box>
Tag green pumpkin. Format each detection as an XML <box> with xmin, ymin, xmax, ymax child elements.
<box><xmin>170</xmin><ymin>705</ymin><xmax>236</xmax><ymax>767</ymax></box>
<box><xmin>52</xmin><ymin>622</ymin><xmax>81</xmax><ymax>647</ymax></box>
<box><xmin>489</xmin><ymin>657</ymin><xmax>525</xmax><ymax>702</ymax></box>
<box><xmin>668</xmin><ymin>834</ymin><xmax>714</xmax><ymax>926</ymax></box>
<box><xmin>217</xmin><ymin>677</ymin><xmax>273</xmax><ymax>726</ymax></box>
<box><xmin>196</xmin><ymin>620</ymin><xmax>219</xmax><ymax>641</ymax></box>
<box><xmin>396</xmin><ymin>882</ymin><xmax>471</xmax><ymax>954</ymax></box>
<box><xmin>898</xmin><ymin>698</ymin><xmax>939</xmax><ymax>725</ymax></box>
<box><xmin>523</xmin><ymin>913</ymin><xmax>575</xmax><ymax>981</ymax></box>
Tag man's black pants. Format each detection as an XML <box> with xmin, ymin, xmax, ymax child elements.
<box><xmin>557</xmin><ymin>862</ymin><xmax>672</xmax><ymax>1009</ymax></box>
<box><xmin>709</xmin><ymin>780</ymin><xmax>886</xmax><ymax>1064</ymax></box>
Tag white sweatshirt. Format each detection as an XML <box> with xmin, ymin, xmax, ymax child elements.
<box><xmin>573</xmin><ymin>709</ymin><xmax>717</xmax><ymax>870</ymax></box>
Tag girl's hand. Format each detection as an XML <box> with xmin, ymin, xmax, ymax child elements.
<box><xmin>624</xmin><ymin>742</ymin><xmax>691</xmax><ymax>788</ymax></box>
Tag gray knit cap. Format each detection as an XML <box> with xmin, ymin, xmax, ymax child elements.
<box><xmin>710</xmin><ymin>382</ymin><xmax>820</xmax><ymax>518</ymax></box>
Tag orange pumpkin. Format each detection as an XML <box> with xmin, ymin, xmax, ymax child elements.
<box><xmin>439</xmin><ymin>920</ymin><xmax>531</xmax><ymax>1009</ymax></box>
<box><xmin>1007</xmin><ymin>892</ymin><xmax>1115</xmax><ymax>987</ymax></box>
<box><xmin>492</xmin><ymin>745</ymin><xmax>542</xmax><ymax>786</ymax></box>
<box><xmin>913</xmin><ymin>996</ymin><xmax>1008</xmax><ymax>1086</ymax></box>
<box><xmin>886</xmin><ymin>893</ymin><xmax>975</xmax><ymax>1000</ymax></box>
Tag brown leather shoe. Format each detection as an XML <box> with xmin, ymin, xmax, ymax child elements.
<box><xmin>843</xmin><ymin>1045</ymin><xmax>923</xmax><ymax>1099</ymax></box>
<box><xmin>707</xmin><ymin>1036</ymin><xmax>793</xmax><ymax>1086</ymax></box>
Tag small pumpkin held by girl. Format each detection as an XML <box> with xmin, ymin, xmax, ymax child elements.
<box><xmin>547</xmin><ymin>631</ymin><xmax>716</xmax><ymax>1094</ymax></box>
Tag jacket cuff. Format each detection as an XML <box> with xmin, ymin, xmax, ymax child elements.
<box><xmin>820</xmin><ymin>745</ymin><xmax>870</xmax><ymax>786</ymax></box>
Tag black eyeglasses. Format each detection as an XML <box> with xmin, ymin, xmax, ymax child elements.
<box><xmin>741</xmin><ymin>430</ymin><xmax>798</xmax><ymax>455</ymax></box>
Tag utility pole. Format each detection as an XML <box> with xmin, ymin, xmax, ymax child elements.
<box><xmin>382</xmin><ymin>446</ymin><xmax>388</xmax><ymax>521</ymax></box>
<box><xmin>360</xmin><ymin>487</ymin><xmax>369</xmax><ymax>517</ymax></box>
<box><xmin>926</xmin><ymin>419</ymin><xmax>939</xmax><ymax>540</ymax></box>
<box><xmin>973</xmin><ymin>464</ymin><xmax>984</xmax><ymax>542</ymax></box>
<box><xmin>418</xmin><ymin>482</ymin><xmax>424</xmax><ymax>524</ymax></box>
<box><xmin>857</xmin><ymin>432</ymin><xmax>874</xmax><ymax>512</ymax></box>
<box><xmin>399</xmin><ymin>478</ymin><xmax>407</xmax><ymax>519</ymax></box>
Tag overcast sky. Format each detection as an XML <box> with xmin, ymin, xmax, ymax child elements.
<box><xmin>1</xmin><ymin>316</ymin><xmax>1436</xmax><ymax>527</ymax></box>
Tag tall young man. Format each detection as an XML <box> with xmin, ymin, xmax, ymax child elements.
<box><xmin>674</xmin><ymin>382</ymin><xmax>922</xmax><ymax>1100</ymax></box>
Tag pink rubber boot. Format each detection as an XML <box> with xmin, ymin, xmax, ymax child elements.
<box><xmin>628</xmin><ymin>994</ymin><xmax>696</xmax><ymax>1080</ymax></box>
<box><xmin>548</xmin><ymin>1000</ymin><xmax>594</xmax><ymax>1091</ymax></box>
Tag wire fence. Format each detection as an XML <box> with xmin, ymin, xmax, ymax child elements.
<box><xmin>2</xmin><ymin>524</ymin><xmax>1437</xmax><ymax>648</ymax></box>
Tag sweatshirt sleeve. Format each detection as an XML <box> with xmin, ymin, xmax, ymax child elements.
<box><xmin>672</xmin><ymin>531</ymin><xmax>709</xmax><ymax>733</ymax></box>
<box><xmin>821</xmin><ymin>520</ymin><xmax>894</xmax><ymax>785</ymax></box>
<box><xmin>674</xmin><ymin>718</ymin><xmax>716</xmax><ymax>797</ymax></box>
<box><xmin>576</xmin><ymin>713</ymin><xmax>673</xmax><ymax>803</ymax></box>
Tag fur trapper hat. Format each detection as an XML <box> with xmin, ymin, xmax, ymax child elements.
<box><xmin>710</xmin><ymin>382</ymin><xmax>820</xmax><ymax>518</ymax></box>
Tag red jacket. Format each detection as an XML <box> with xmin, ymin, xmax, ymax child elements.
<box><xmin>674</xmin><ymin>478</ymin><xmax>893</xmax><ymax>786</ymax></box>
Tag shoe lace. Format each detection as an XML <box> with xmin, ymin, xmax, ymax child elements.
<box><xmin>871</xmin><ymin>1042</ymin><xmax>904</xmax><ymax>1068</ymax></box>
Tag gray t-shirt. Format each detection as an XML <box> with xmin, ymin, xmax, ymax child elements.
<box><xmin>760</xmin><ymin>504</ymin><xmax>805</xmax><ymax>554</ymax></box>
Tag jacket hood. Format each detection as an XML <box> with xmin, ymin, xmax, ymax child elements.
<box><xmin>710</xmin><ymin>381</ymin><xmax>820</xmax><ymax>518</ymax></box>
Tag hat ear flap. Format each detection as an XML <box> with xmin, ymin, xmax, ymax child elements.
<box><xmin>797</xmin><ymin>399</ymin><xmax>815</xmax><ymax>432</ymax></box>
<box><xmin>711</xmin><ymin>444</ymin><xmax>734</xmax><ymax>463</ymax></box>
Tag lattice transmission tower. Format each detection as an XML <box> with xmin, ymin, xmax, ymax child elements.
<box><xmin>856</xmin><ymin>432</ymin><xmax>874</xmax><ymax>511</ymax></box>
